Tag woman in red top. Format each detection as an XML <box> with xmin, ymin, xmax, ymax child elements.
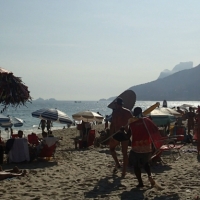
<box><xmin>129</xmin><ymin>107</ymin><xmax>156</xmax><ymax>188</ymax></box>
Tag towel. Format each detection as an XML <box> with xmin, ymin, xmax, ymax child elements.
<box><xmin>44</xmin><ymin>137</ymin><xmax>59</xmax><ymax>147</ymax></box>
<box><xmin>8</xmin><ymin>138</ymin><xmax>30</xmax><ymax>163</ymax></box>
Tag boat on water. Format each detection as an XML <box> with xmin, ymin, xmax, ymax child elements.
<box><xmin>74</xmin><ymin>101</ymin><xmax>81</xmax><ymax>103</ymax></box>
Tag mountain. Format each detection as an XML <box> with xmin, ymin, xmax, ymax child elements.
<box><xmin>128</xmin><ymin>64</ymin><xmax>200</xmax><ymax>101</ymax></box>
<box><xmin>157</xmin><ymin>61</ymin><xmax>193</xmax><ymax>79</ymax></box>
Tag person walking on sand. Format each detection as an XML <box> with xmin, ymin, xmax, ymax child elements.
<box><xmin>186</xmin><ymin>107</ymin><xmax>196</xmax><ymax>136</ymax></box>
<box><xmin>128</xmin><ymin>107</ymin><xmax>157</xmax><ymax>188</ymax></box>
<box><xmin>109</xmin><ymin>97</ymin><xmax>133</xmax><ymax>177</ymax></box>
<box><xmin>38</xmin><ymin>119</ymin><xmax>46</xmax><ymax>133</ymax></box>
<box><xmin>47</xmin><ymin>120</ymin><xmax>52</xmax><ymax>132</ymax></box>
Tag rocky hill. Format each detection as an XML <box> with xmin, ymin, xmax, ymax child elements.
<box><xmin>129</xmin><ymin>64</ymin><xmax>200</xmax><ymax>101</ymax></box>
<box><xmin>104</xmin><ymin>64</ymin><xmax>200</xmax><ymax>101</ymax></box>
<box><xmin>157</xmin><ymin>61</ymin><xmax>193</xmax><ymax>79</ymax></box>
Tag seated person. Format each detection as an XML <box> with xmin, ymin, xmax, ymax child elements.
<box><xmin>18</xmin><ymin>130</ymin><xmax>23</xmax><ymax>138</ymax></box>
<box><xmin>0</xmin><ymin>166</ymin><xmax>27</xmax><ymax>180</ymax></box>
<box><xmin>36</xmin><ymin>132</ymin><xmax>60</xmax><ymax>154</ymax></box>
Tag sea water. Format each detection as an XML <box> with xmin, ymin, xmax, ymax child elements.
<box><xmin>0</xmin><ymin>100</ymin><xmax>199</xmax><ymax>139</ymax></box>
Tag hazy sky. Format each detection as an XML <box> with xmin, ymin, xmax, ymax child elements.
<box><xmin>0</xmin><ymin>1</ymin><xmax>200</xmax><ymax>100</ymax></box>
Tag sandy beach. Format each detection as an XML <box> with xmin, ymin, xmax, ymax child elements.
<box><xmin>1</xmin><ymin>124</ymin><xmax>200</xmax><ymax>200</ymax></box>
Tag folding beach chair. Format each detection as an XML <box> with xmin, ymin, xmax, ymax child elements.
<box><xmin>87</xmin><ymin>129</ymin><xmax>95</xmax><ymax>147</ymax></box>
<box><xmin>172</xmin><ymin>125</ymin><xmax>186</xmax><ymax>142</ymax></box>
<box><xmin>151</xmin><ymin>132</ymin><xmax>184</xmax><ymax>163</ymax></box>
<box><xmin>28</xmin><ymin>133</ymin><xmax>39</xmax><ymax>146</ymax></box>
<box><xmin>38</xmin><ymin>143</ymin><xmax>57</xmax><ymax>159</ymax></box>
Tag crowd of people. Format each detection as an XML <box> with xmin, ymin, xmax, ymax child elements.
<box><xmin>105</xmin><ymin>97</ymin><xmax>200</xmax><ymax>188</ymax></box>
<box><xmin>1</xmin><ymin>98</ymin><xmax>200</xmax><ymax>191</ymax></box>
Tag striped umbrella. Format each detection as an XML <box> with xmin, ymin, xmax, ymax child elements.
<box><xmin>72</xmin><ymin>111</ymin><xmax>104</xmax><ymax>122</ymax></box>
<box><xmin>32</xmin><ymin>108</ymin><xmax>73</xmax><ymax>124</ymax></box>
<box><xmin>0</xmin><ymin>116</ymin><xmax>24</xmax><ymax>128</ymax></box>
<box><xmin>0</xmin><ymin>114</ymin><xmax>10</xmax><ymax>123</ymax></box>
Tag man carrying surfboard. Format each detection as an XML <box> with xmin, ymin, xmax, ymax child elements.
<box><xmin>109</xmin><ymin>97</ymin><xmax>133</xmax><ymax>177</ymax></box>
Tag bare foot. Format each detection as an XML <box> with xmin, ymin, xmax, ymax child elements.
<box><xmin>149</xmin><ymin>176</ymin><xmax>164</xmax><ymax>190</ymax></box>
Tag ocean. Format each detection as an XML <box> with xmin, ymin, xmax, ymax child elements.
<box><xmin>1</xmin><ymin>100</ymin><xmax>199</xmax><ymax>139</ymax></box>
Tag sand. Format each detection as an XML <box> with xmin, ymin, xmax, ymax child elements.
<box><xmin>1</xmin><ymin>124</ymin><xmax>200</xmax><ymax>200</ymax></box>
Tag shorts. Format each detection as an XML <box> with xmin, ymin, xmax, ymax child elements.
<box><xmin>113</xmin><ymin>131</ymin><xmax>129</xmax><ymax>142</ymax></box>
<box><xmin>129</xmin><ymin>150</ymin><xmax>151</xmax><ymax>167</ymax></box>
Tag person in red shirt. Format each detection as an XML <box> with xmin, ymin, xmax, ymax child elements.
<box><xmin>129</xmin><ymin>107</ymin><xmax>156</xmax><ymax>188</ymax></box>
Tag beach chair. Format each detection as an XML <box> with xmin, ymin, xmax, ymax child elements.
<box><xmin>38</xmin><ymin>143</ymin><xmax>57</xmax><ymax>159</ymax></box>
<box><xmin>173</xmin><ymin>126</ymin><xmax>186</xmax><ymax>142</ymax></box>
<box><xmin>87</xmin><ymin>129</ymin><xmax>95</xmax><ymax>147</ymax></box>
<box><xmin>28</xmin><ymin>133</ymin><xmax>39</xmax><ymax>146</ymax></box>
<box><xmin>11</xmin><ymin>134</ymin><xmax>19</xmax><ymax>138</ymax></box>
<box><xmin>38</xmin><ymin>137</ymin><xmax>59</xmax><ymax>160</ymax></box>
<box><xmin>151</xmin><ymin>131</ymin><xmax>184</xmax><ymax>163</ymax></box>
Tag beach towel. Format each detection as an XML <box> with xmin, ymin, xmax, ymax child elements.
<box><xmin>8</xmin><ymin>138</ymin><xmax>30</xmax><ymax>163</ymax></box>
<box><xmin>44</xmin><ymin>137</ymin><xmax>59</xmax><ymax>147</ymax></box>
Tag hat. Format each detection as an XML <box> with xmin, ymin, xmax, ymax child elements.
<box><xmin>114</xmin><ymin>97</ymin><xmax>124</xmax><ymax>105</ymax></box>
<box><xmin>133</xmin><ymin>107</ymin><xmax>142</xmax><ymax>116</ymax></box>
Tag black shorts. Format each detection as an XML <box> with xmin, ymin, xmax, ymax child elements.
<box><xmin>113</xmin><ymin>131</ymin><xmax>129</xmax><ymax>142</ymax></box>
<box><xmin>129</xmin><ymin>150</ymin><xmax>151</xmax><ymax>167</ymax></box>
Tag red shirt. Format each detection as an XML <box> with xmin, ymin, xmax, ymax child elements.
<box><xmin>129</xmin><ymin>117</ymin><xmax>158</xmax><ymax>153</ymax></box>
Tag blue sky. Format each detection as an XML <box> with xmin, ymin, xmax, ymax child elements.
<box><xmin>0</xmin><ymin>0</ymin><xmax>200</xmax><ymax>100</ymax></box>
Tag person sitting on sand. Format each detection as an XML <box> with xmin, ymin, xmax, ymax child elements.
<box><xmin>18</xmin><ymin>130</ymin><xmax>23</xmax><ymax>138</ymax></box>
<box><xmin>36</xmin><ymin>132</ymin><xmax>48</xmax><ymax>154</ymax></box>
<box><xmin>0</xmin><ymin>166</ymin><xmax>27</xmax><ymax>181</ymax></box>
<box><xmin>128</xmin><ymin>107</ymin><xmax>157</xmax><ymax>188</ymax></box>
<box><xmin>109</xmin><ymin>97</ymin><xmax>133</xmax><ymax>177</ymax></box>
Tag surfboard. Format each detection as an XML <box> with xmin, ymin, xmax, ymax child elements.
<box><xmin>107</xmin><ymin>89</ymin><xmax>136</xmax><ymax>111</ymax></box>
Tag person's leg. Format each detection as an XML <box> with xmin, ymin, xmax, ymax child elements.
<box><xmin>188</xmin><ymin>123</ymin><xmax>191</xmax><ymax>134</ymax></box>
<box><xmin>109</xmin><ymin>138</ymin><xmax>120</xmax><ymax>169</ymax></box>
<box><xmin>133</xmin><ymin>165</ymin><xmax>143</xmax><ymax>187</ymax></box>
<box><xmin>5</xmin><ymin>166</ymin><xmax>21</xmax><ymax>173</ymax></box>
<box><xmin>0</xmin><ymin>170</ymin><xmax>27</xmax><ymax>180</ymax></box>
<box><xmin>121</xmin><ymin>140</ymin><xmax>129</xmax><ymax>177</ymax></box>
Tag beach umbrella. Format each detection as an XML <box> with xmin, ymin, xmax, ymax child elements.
<box><xmin>32</xmin><ymin>108</ymin><xmax>73</xmax><ymax>124</ymax></box>
<box><xmin>0</xmin><ymin>67</ymin><xmax>32</xmax><ymax>112</ymax></box>
<box><xmin>0</xmin><ymin>116</ymin><xmax>24</xmax><ymax>128</ymax></box>
<box><xmin>148</xmin><ymin>108</ymin><xmax>177</xmax><ymax>126</ymax></box>
<box><xmin>156</xmin><ymin>107</ymin><xmax>181</xmax><ymax>117</ymax></box>
<box><xmin>180</xmin><ymin>104</ymin><xmax>197</xmax><ymax>109</ymax></box>
<box><xmin>72</xmin><ymin>111</ymin><xmax>104</xmax><ymax>122</ymax></box>
<box><xmin>0</xmin><ymin>114</ymin><xmax>10</xmax><ymax>123</ymax></box>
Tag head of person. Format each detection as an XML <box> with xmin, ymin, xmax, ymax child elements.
<box><xmin>189</xmin><ymin>107</ymin><xmax>193</xmax><ymax>112</ymax></box>
<box><xmin>177</xmin><ymin>107</ymin><xmax>180</xmax><ymax>110</ymax></box>
<box><xmin>114</xmin><ymin>97</ymin><xmax>124</xmax><ymax>109</ymax></box>
<box><xmin>18</xmin><ymin>130</ymin><xmax>23</xmax><ymax>138</ymax></box>
<box><xmin>133</xmin><ymin>107</ymin><xmax>143</xmax><ymax>117</ymax></box>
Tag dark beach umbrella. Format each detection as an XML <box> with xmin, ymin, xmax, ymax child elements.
<box><xmin>0</xmin><ymin>116</ymin><xmax>24</xmax><ymax>128</ymax></box>
<box><xmin>0</xmin><ymin>67</ymin><xmax>32</xmax><ymax>112</ymax></box>
<box><xmin>32</xmin><ymin>108</ymin><xmax>73</xmax><ymax>124</ymax></box>
<box><xmin>0</xmin><ymin>114</ymin><xmax>10</xmax><ymax>123</ymax></box>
